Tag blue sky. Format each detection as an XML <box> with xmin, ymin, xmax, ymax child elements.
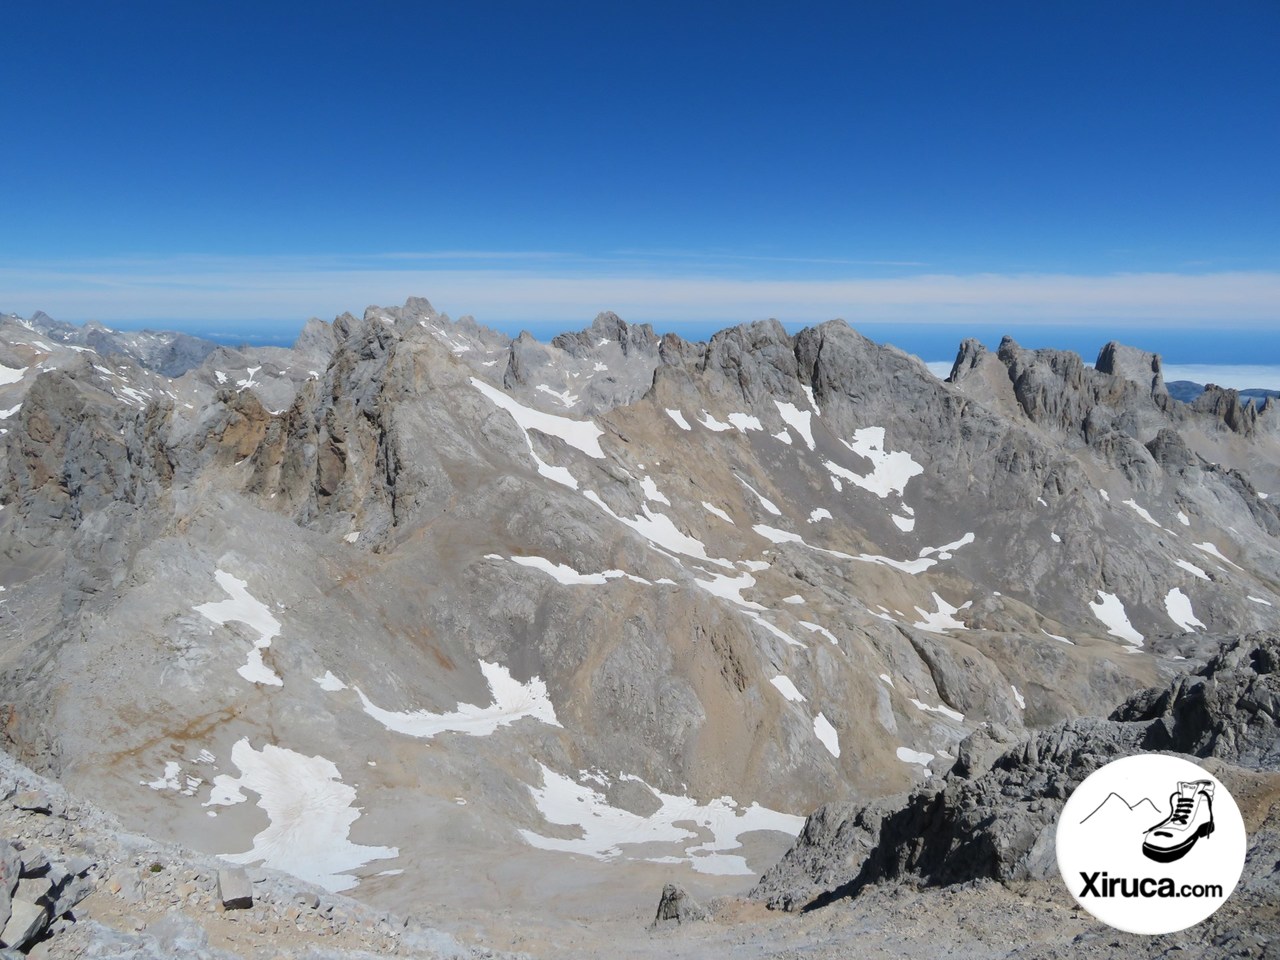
<box><xmin>2</xmin><ymin>2</ymin><xmax>1278</xmax><ymax>344</ymax></box>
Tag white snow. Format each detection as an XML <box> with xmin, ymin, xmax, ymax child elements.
<box><xmin>639</xmin><ymin>476</ymin><xmax>670</xmax><ymax>506</ymax></box>
<box><xmin>1041</xmin><ymin>629</ymin><xmax>1075</xmax><ymax>645</ymax></box>
<box><xmin>813</xmin><ymin>713</ymin><xmax>840</xmax><ymax>757</ymax></box>
<box><xmin>470</xmin><ymin>377</ymin><xmax>605</xmax><ymax>458</ymax></box>
<box><xmin>535</xmin><ymin>384</ymin><xmax>579</xmax><ymax>408</ymax></box>
<box><xmin>702</xmin><ymin>501</ymin><xmax>734</xmax><ymax>524</ymax></box>
<box><xmin>519</xmin><ymin>763</ymin><xmax>804</xmax><ymax>875</ymax></box>
<box><xmin>1164</xmin><ymin>588</ymin><xmax>1206</xmax><ymax>632</ymax></box>
<box><xmin>693</xmin><ymin>571</ymin><xmax>765</xmax><ymax>610</ymax></box>
<box><xmin>343</xmin><ymin>531</ymin><xmax>360</xmax><ymax>543</ymax></box>
<box><xmin>144</xmin><ymin>761</ymin><xmax>182</xmax><ymax>791</ymax></box>
<box><xmin>896</xmin><ymin>747</ymin><xmax>934</xmax><ymax>770</ymax></box>
<box><xmin>593</xmin><ymin>362</ymin><xmax>608</xmax><ymax>372</ymax></box>
<box><xmin>745</xmin><ymin>612</ymin><xmax>807</xmax><ymax>648</ymax></box>
<box><xmin>782</xmin><ymin>594</ymin><xmax>804</xmax><ymax>605</ymax></box>
<box><xmin>1099</xmin><ymin>489</ymin><xmax>1111</xmax><ymax>502</ymax></box>
<box><xmin>878</xmin><ymin>674</ymin><xmax>895</xmax><ymax>687</ymax></box>
<box><xmin>772</xmin><ymin>430</ymin><xmax>793</xmax><ymax>445</ymax></box>
<box><xmin>908</xmin><ymin>698</ymin><xmax>965</xmax><ymax>722</ymax></box>
<box><xmin>698</xmin><ymin>412</ymin><xmax>734</xmax><ymax>432</ymax></box>
<box><xmin>1192</xmin><ymin>541</ymin><xmax>1243</xmax><ymax>570</ymax></box>
<box><xmin>1011</xmin><ymin>686</ymin><xmax>1026</xmax><ymax>710</ymax></box>
<box><xmin>1248</xmin><ymin>596</ymin><xmax>1272</xmax><ymax>606</ymax></box>
<box><xmin>314</xmin><ymin>671</ymin><xmax>347</xmax><ymax>692</ymax></box>
<box><xmin>1088</xmin><ymin>591</ymin><xmax>1144</xmax><ymax>647</ymax></box>
<box><xmin>752</xmin><ymin>524</ymin><xmax>804</xmax><ymax>545</ymax></box>
<box><xmin>1122</xmin><ymin>499</ymin><xmax>1164</xmax><ymax>529</ymax></box>
<box><xmin>498</xmin><ymin>554</ymin><xmax>617</xmax><ymax>586</ymax></box>
<box><xmin>1177</xmin><ymin>511</ymin><xmax>1190</xmax><ymax>526</ymax></box>
<box><xmin>0</xmin><ymin>365</ymin><xmax>26</xmax><ymax>385</ymax></box>
<box><xmin>727</xmin><ymin>413</ymin><xmax>762</xmax><ymax>432</ymax></box>
<box><xmin>911</xmin><ymin>593</ymin><xmax>971</xmax><ymax>633</ymax></box>
<box><xmin>1174</xmin><ymin>559</ymin><xmax>1211</xmax><ymax>581</ymax></box>
<box><xmin>808</xmin><ymin>508</ymin><xmax>832</xmax><ymax>523</ymax></box>
<box><xmin>1051</xmin><ymin>532</ymin><xmax>1062</xmax><ymax>543</ymax></box>
<box><xmin>773</xmin><ymin>401</ymin><xmax>815</xmax><ymax>450</ymax></box>
<box><xmin>194</xmin><ymin>570</ymin><xmax>284</xmax><ymax>686</ymax></box>
<box><xmin>665</xmin><ymin>409</ymin><xmax>691</xmax><ymax>431</ymax></box>
<box><xmin>354</xmin><ymin>660</ymin><xmax>560</xmax><ymax>739</ymax></box>
<box><xmin>204</xmin><ymin>739</ymin><xmax>398</xmax><ymax>892</ymax></box>
<box><xmin>891</xmin><ymin>514</ymin><xmax>915</xmax><ymax>532</ymax></box>
<box><xmin>584</xmin><ymin>491</ymin><xmax>731</xmax><ymax>567</ymax></box>
<box><xmin>214</xmin><ymin>370</ymin><xmax>227</xmax><ymax>384</ymax></box>
<box><xmin>799</xmin><ymin>621</ymin><xmax>839</xmax><ymax>644</ymax></box>
<box><xmin>828</xmin><ymin>427</ymin><xmax>924</xmax><ymax>498</ymax></box>
<box><xmin>769</xmin><ymin>676</ymin><xmax>806</xmax><ymax>702</ymax></box>
<box><xmin>736</xmin><ymin>476</ymin><xmax>782</xmax><ymax>516</ymax></box>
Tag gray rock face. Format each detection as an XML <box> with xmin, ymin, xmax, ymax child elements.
<box><xmin>1095</xmin><ymin>340</ymin><xmax>1166</xmax><ymax>396</ymax></box>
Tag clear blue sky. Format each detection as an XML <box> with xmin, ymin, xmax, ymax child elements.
<box><xmin>2</xmin><ymin>1</ymin><xmax>1277</xmax><ymax>336</ymax></box>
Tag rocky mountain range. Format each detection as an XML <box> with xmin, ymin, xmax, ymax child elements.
<box><xmin>0</xmin><ymin>300</ymin><xmax>1276</xmax><ymax>957</ymax></box>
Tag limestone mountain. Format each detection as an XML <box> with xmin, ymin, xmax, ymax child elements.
<box><xmin>0</xmin><ymin>300</ymin><xmax>1277</xmax><ymax>953</ymax></box>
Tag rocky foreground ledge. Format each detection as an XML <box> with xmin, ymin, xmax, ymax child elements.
<box><xmin>0</xmin><ymin>751</ymin><xmax>499</xmax><ymax>959</ymax></box>
<box><xmin>749</xmin><ymin>634</ymin><xmax>1280</xmax><ymax>957</ymax></box>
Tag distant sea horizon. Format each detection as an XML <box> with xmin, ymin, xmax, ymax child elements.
<box><xmin>53</xmin><ymin>314</ymin><xmax>1280</xmax><ymax>391</ymax></box>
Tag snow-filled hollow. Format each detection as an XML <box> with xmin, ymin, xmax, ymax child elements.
<box><xmin>204</xmin><ymin>738</ymin><xmax>398</xmax><ymax>892</ymax></box>
<box><xmin>518</xmin><ymin>764</ymin><xmax>804</xmax><ymax>876</ymax></box>
<box><xmin>349</xmin><ymin>661</ymin><xmax>559</xmax><ymax>739</ymax></box>
<box><xmin>193</xmin><ymin>570</ymin><xmax>284</xmax><ymax>686</ymax></box>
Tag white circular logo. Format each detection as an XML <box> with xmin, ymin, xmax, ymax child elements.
<box><xmin>1056</xmin><ymin>754</ymin><xmax>1246</xmax><ymax>934</ymax></box>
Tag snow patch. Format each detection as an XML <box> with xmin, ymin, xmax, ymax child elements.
<box><xmin>727</xmin><ymin>412</ymin><xmax>762</xmax><ymax>432</ymax></box>
<box><xmin>769</xmin><ymin>676</ymin><xmax>806</xmax><ymax>702</ymax></box>
<box><xmin>736</xmin><ymin>476</ymin><xmax>782</xmax><ymax>516</ymax></box>
<box><xmin>908</xmin><ymin>698</ymin><xmax>965</xmax><ymax>722</ymax></box>
<box><xmin>799</xmin><ymin>622</ymin><xmax>838</xmax><ymax>644</ymax></box>
<box><xmin>1174</xmin><ymin>559</ymin><xmax>1210</xmax><ymax>581</ymax></box>
<box><xmin>828</xmin><ymin>427</ymin><xmax>923</xmax><ymax>498</ymax></box>
<box><xmin>354</xmin><ymin>660</ymin><xmax>560</xmax><ymax>739</ymax></box>
<box><xmin>1088</xmin><ymin>592</ymin><xmax>1144</xmax><ymax>647</ymax></box>
<box><xmin>314</xmin><ymin>671</ymin><xmax>347</xmax><ymax>692</ymax></box>
<box><xmin>813</xmin><ymin>713</ymin><xmax>840</xmax><ymax>757</ymax></box>
<box><xmin>519</xmin><ymin>764</ymin><xmax>804</xmax><ymax>875</ymax></box>
<box><xmin>911</xmin><ymin>593</ymin><xmax>971</xmax><ymax>634</ymax></box>
<box><xmin>773</xmin><ymin>401</ymin><xmax>814</xmax><ymax>450</ymax></box>
<box><xmin>1192</xmin><ymin>541</ymin><xmax>1243</xmax><ymax>570</ymax></box>
<box><xmin>204</xmin><ymin>739</ymin><xmax>397</xmax><ymax>892</ymax></box>
<box><xmin>808</xmin><ymin>508</ymin><xmax>832</xmax><ymax>523</ymax></box>
<box><xmin>1122</xmin><ymin>499</ymin><xmax>1164</xmax><ymax>529</ymax></box>
<box><xmin>896</xmin><ymin>747</ymin><xmax>934</xmax><ymax>771</ymax></box>
<box><xmin>1011</xmin><ymin>686</ymin><xmax>1026</xmax><ymax>710</ymax></box>
<box><xmin>664</xmin><ymin>409</ymin><xmax>691</xmax><ymax>431</ymax></box>
<box><xmin>702</xmin><ymin>501</ymin><xmax>734</xmax><ymax>524</ymax></box>
<box><xmin>1164</xmin><ymin>588</ymin><xmax>1206</xmax><ymax>632</ymax></box>
<box><xmin>194</xmin><ymin>570</ymin><xmax>284</xmax><ymax>687</ymax></box>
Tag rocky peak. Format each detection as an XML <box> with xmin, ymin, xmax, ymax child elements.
<box><xmin>1192</xmin><ymin>384</ymin><xmax>1262</xmax><ymax>436</ymax></box>
<box><xmin>1095</xmin><ymin>340</ymin><xmax>1166</xmax><ymax>396</ymax></box>
<box><xmin>946</xmin><ymin>337</ymin><xmax>987</xmax><ymax>384</ymax></box>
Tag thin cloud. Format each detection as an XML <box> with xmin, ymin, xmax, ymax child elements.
<box><xmin>2</xmin><ymin>256</ymin><xmax>1278</xmax><ymax>327</ymax></box>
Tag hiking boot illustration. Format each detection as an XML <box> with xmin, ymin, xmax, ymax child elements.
<box><xmin>1142</xmin><ymin>780</ymin><xmax>1215</xmax><ymax>863</ymax></box>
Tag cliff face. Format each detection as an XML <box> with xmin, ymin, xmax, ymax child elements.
<box><xmin>0</xmin><ymin>303</ymin><xmax>1277</xmax><ymax>923</ymax></box>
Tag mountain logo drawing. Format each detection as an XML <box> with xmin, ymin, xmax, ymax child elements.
<box><xmin>1057</xmin><ymin>755</ymin><xmax>1246</xmax><ymax>935</ymax></box>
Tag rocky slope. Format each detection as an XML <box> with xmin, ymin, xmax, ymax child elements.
<box><xmin>0</xmin><ymin>300</ymin><xmax>1278</xmax><ymax>955</ymax></box>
